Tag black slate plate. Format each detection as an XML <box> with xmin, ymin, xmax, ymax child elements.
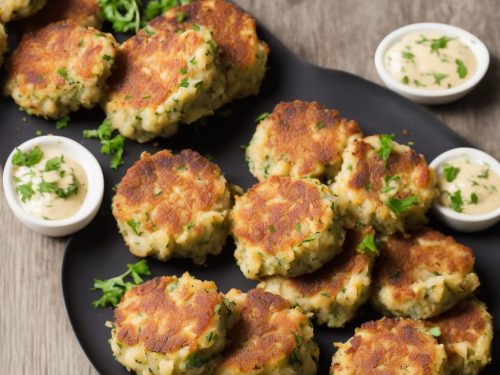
<box><xmin>1</xmin><ymin>19</ymin><xmax>499</xmax><ymax>375</ymax></box>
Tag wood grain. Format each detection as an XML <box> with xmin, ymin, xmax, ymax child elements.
<box><xmin>1</xmin><ymin>1</ymin><xmax>499</xmax><ymax>374</ymax></box>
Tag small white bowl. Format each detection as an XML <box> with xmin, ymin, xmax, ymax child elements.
<box><xmin>429</xmin><ymin>147</ymin><xmax>500</xmax><ymax>232</ymax></box>
<box><xmin>2</xmin><ymin>135</ymin><xmax>104</xmax><ymax>237</ymax></box>
<box><xmin>375</xmin><ymin>23</ymin><xmax>489</xmax><ymax>105</ymax></box>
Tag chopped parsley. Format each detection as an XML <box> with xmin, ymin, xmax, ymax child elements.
<box><xmin>127</xmin><ymin>219</ymin><xmax>142</xmax><ymax>235</ymax></box>
<box><xmin>417</xmin><ymin>35</ymin><xmax>454</xmax><ymax>54</ymax></box>
<box><xmin>57</xmin><ymin>67</ymin><xmax>69</xmax><ymax>81</ymax></box>
<box><xmin>401</xmin><ymin>75</ymin><xmax>410</xmax><ymax>85</ymax></box>
<box><xmin>470</xmin><ymin>192</ymin><xmax>478</xmax><ymax>204</ymax></box>
<box><xmin>478</xmin><ymin>167</ymin><xmax>490</xmax><ymax>179</ymax></box>
<box><xmin>455</xmin><ymin>59</ymin><xmax>468</xmax><ymax>79</ymax></box>
<box><xmin>179</xmin><ymin>78</ymin><xmax>189</xmax><ymax>88</ymax></box>
<box><xmin>428</xmin><ymin>326</ymin><xmax>441</xmax><ymax>337</ymax></box>
<box><xmin>316</xmin><ymin>122</ymin><xmax>325</xmax><ymax>129</ymax></box>
<box><xmin>45</xmin><ymin>156</ymin><xmax>64</xmax><ymax>172</ymax></box>
<box><xmin>186</xmin><ymin>353</ymin><xmax>204</xmax><ymax>369</ymax></box>
<box><xmin>432</xmin><ymin>72</ymin><xmax>448</xmax><ymax>86</ymax></box>
<box><xmin>402</xmin><ymin>51</ymin><xmax>415</xmax><ymax>63</ymax></box>
<box><xmin>357</xmin><ymin>233</ymin><xmax>379</xmax><ymax>255</ymax></box>
<box><xmin>377</xmin><ymin>134</ymin><xmax>394</xmax><ymax>163</ymax></box>
<box><xmin>55</xmin><ymin>116</ymin><xmax>70</xmax><ymax>129</ymax></box>
<box><xmin>83</xmin><ymin>119</ymin><xmax>125</xmax><ymax>169</ymax></box>
<box><xmin>144</xmin><ymin>0</ymin><xmax>193</xmax><ymax>21</ymax></box>
<box><xmin>255</xmin><ymin>112</ymin><xmax>269</xmax><ymax>122</ymax></box>
<box><xmin>381</xmin><ymin>175</ymin><xmax>400</xmax><ymax>193</ymax></box>
<box><xmin>442</xmin><ymin>164</ymin><xmax>460</xmax><ymax>182</ymax></box>
<box><xmin>192</xmin><ymin>23</ymin><xmax>201</xmax><ymax>32</ymax></box>
<box><xmin>91</xmin><ymin>260</ymin><xmax>151</xmax><ymax>308</ymax></box>
<box><xmin>268</xmin><ymin>225</ymin><xmax>276</xmax><ymax>233</ymax></box>
<box><xmin>98</xmin><ymin>0</ymin><xmax>141</xmax><ymax>32</ymax></box>
<box><xmin>12</xmin><ymin>146</ymin><xmax>43</xmax><ymax>167</ymax></box>
<box><xmin>16</xmin><ymin>182</ymin><xmax>35</xmax><ymax>202</ymax></box>
<box><xmin>176</xmin><ymin>11</ymin><xmax>186</xmax><ymax>22</ymax></box>
<box><xmin>448</xmin><ymin>190</ymin><xmax>464</xmax><ymax>212</ymax></box>
<box><xmin>385</xmin><ymin>195</ymin><xmax>418</xmax><ymax>214</ymax></box>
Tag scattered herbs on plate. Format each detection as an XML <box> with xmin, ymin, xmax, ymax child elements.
<box><xmin>83</xmin><ymin>119</ymin><xmax>126</xmax><ymax>169</ymax></box>
<box><xmin>91</xmin><ymin>260</ymin><xmax>152</xmax><ymax>308</ymax></box>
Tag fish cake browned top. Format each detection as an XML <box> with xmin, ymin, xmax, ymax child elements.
<box><xmin>332</xmin><ymin>318</ymin><xmax>445</xmax><ymax>375</ymax></box>
<box><xmin>6</xmin><ymin>22</ymin><xmax>109</xmax><ymax>90</ymax></box>
<box><xmin>113</xmin><ymin>149</ymin><xmax>226</xmax><ymax>235</ymax></box>
<box><xmin>219</xmin><ymin>288</ymin><xmax>301</xmax><ymax>371</ymax></box>
<box><xmin>114</xmin><ymin>275</ymin><xmax>223</xmax><ymax>353</ymax></box>
<box><xmin>348</xmin><ymin>137</ymin><xmax>432</xmax><ymax>192</ymax></box>
<box><xmin>16</xmin><ymin>0</ymin><xmax>100</xmax><ymax>31</ymax></box>
<box><xmin>267</xmin><ymin>100</ymin><xmax>361</xmax><ymax>176</ymax></box>
<box><xmin>106</xmin><ymin>26</ymin><xmax>207</xmax><ymax>109</ymax></box>
<box><xmin>153</xmin><ymin>0</ymin><xmax>266</xmax><ymax>69</ymax></box>
<box><xmin>427</xmin><ymin>298</ymin><xmax>492</xmax><ymax>349</ymax></box>
<box><xmin>287</xmin><ymin>228</ymin><xmax>374</xmax><ymax>296</ymax></box>
<box><xmin>232</xmin><ymin>176</ymin><xmax>329</xmax><ymax>254</ymax></box>
<box><xmin>373</xmin><ymin>228</ymin><xmax>476</xmax><ymax>300</ymax></box>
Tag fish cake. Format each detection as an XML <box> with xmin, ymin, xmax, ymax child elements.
<box><xmin>103</xmin><ymin>22</ymin><xmax>223</xmax><ymax>143</ymax></box>
<box><xmin>4</xmin><ymin>21</ymin><xmax>117</xmax><ymax>119</ymax></box>
<box><xmin>112</xmin><ymin>149</ymin><xmax>231</xmax><ymax>264</ymax></box>
<box><xmin>232</xmin><ymin>176</ymin><xmax>345</xmax><ymax>279</ymax></box>
<box><xmin>246</xmin><ymin>101</ymin><xmax>362</xmax><ymax>181</ymax></box>
<box><xmin>110</xmin><ymin>273</ymin><xmax>230</xmax><ymax>375</ymax></box>
<box><xmin>0</xmin><ymin>24</ymin><xmax>6</xmax><ymax>68</ymax></box>
<box><xmin>0</xmin><ymin>0</ymin><xmax>46</xmax><ymax>22</ymax></box>
<box><xmin>156</xmin><ymin>0</ymin><xmax>269</xmax><ymax>101</ymax></box>
<box><xmin>17</xmin><ymin>0</ymin><xmax>101</xmax><ymax>31</ymax></box>
<box><xmin>214</xmin><ymin>288</ymin><xmax>319</xmax><ymax>375</ymax></box>
<box><xmin>426</xmin><ymin>298</ymin><xmax>493</xmax><ymax>375</ymax></box>
<box><xmin>331</xmin><ymin>134</ymin><xmax>436</xmax><ymax>234</ymax></box>
<box><xmin>331</xmin><ymin>318</ymin><xmax>448</xmax><ymax>375</ymax></box>
<box><xmin>372</xmin><ymin>228</ymin><xmax>479</xmax><ymax>319</ymax></box>
<box><xmin>258</xmin><ymin>227</ymin><xmax>377</xmax><ymax>328</ymax></box>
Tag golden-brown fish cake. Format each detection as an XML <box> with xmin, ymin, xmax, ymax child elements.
<box><xmin>4</xmin><ymin>21</ymin><xmax>117</xmax><ymax>118</ymax></box>
<box><xmin>426</xmin><ymin>298</ymin><xmax>493</xmax><ymax>375</ymax></box>
<box><xmin>331</xmin><ymin>318</ymin><xmax>448</xmax><ymax>375</ymax></box>
<box><xmin>214</xmin><ymin>288</ymin><xmax>319</xmax><ymax>375</ymax></box>
<box><xmin>103</xmin><ymin>22</ymin><xmax>224</xmax><ymax>143</ymax></box>
<box><xmin>0</xmin><ymin>24</ymin><xmax>6</xmax><ymax>68</ymax></box>
<box><xmin>258</xmin><ymin>227</ymin><xmax>377</xmax><ymax>327</ymax></box>
<box><xmin>331</xmin><ymin>134</ymin><xmax>436</xmax><ymax>234</ymax></box>
<box><xmin>16</xmin><ymin>0</ymin><xmax>101</xmax><ymax>31</ymax></box>
<box><xmin>155</xmin><ymin>0</ymin><xmax>269</xmax><ymax>100</ymax></box>
<box><xmin>246</xmin><ymin>101</ymin><xmax>363</xmax><ymax>181</ymax></box>
<box><xmin>0</xmin><ymin>0</ymin><xmax>46</xmax><ymax>22</ymax></box>
<box><xmin>110</xmin><ymin>273</ymin><xmax>230</xmax><ymax>375</ymax></box>
<box><xmin>112</xmin><ymin>149</ymin><xmax>231</xmax><ymax>264</ymax></box>
<box><xmin>232</xmin><ymin>176</ymin><xmax>345</xmax><ymax>279</ymax></box>
<box><xmin>372</xmin><ymin>228</ymin><xmax>479</xmax><ymax>319</ymax></box>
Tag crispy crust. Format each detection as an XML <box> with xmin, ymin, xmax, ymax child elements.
<box><xmin>155</xmin><ymin>0</ymin><xmax>267</xmax><ymax>69</ymax></box>
<box><xmin>373</xmin><ymin>228</ymin><xmax>476</xmax><ymax>300</ymax></box>
<box><xmin>6</xmin><ymin>22</ymin><xmax>109</xmax><ymax>91</ymax></box>
<box><xmin>348</xmin><ymin>137</ymin><xmax>432</xmax><ymax>192</ymax></box>
<box><xmin>114</xmin><ymin>274</ymin><xmax>222</xmax><ymax>354</ymax></box>
<box><xmin>250</xmin><ymin>100</ymin><xmax>362</xmax><ymax>179</ymax></box>
<box><xmin>106</xmin><ymin>27</ymin><xmax>206</xmax><ymax>110</ymax></box>
<box><xmin>15</xmin><ymin>0</ymin><xmax>101</xmax><ymax>31</ymax></box>
<box><xmin>287</xmin><ymin>228</ymin><xmax>374</xmax><ymax>296</ymax></box>
<box><xmin>232</xmin><ymin>176</ymin><xmax>328</xmax><ymax>254</ymax></box>
<box><xmin>217</xmin><ymin>288</ymin><xmax>312</xmax><ymax>372</ymax></box>
<box><xmin>113</xmin><ymin>149</ymin><xmax>226</xmax><ymax>235</ymax></box>
<box><xmin>331</xmin><ymin>318</ymin><xmax>446</xmax><ymax>375</ymax></box>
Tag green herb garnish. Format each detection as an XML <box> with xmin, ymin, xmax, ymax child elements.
<box><xmin>448</xmin><ymin>190</ymin><xmax>464</xmax><ymax>212</ymax></box>
<box><xmin>385</xmin><ymin>195</ymin><xmax>418</xmax><ymax>214</ymax></box>
<box><xmin>401</xmin><ymin>75</ymin><xmax>409</xmax><ymax>85</ymax></box>
<box><xmin>127</xmin><ymin>219</ymin><xmax>142</xmax><ymax>235</ymax></box>
<box><xmin>417</xmin><ymin>35</ymin><xmax>454</xmax><ymax>54</ymax></box>
<box><xmin>16</xmin><ymin>182</ymin><xmax>35</xmax><ymax>202</ymax></box>
<box><xmin>144</xmin><ymin>0</ymin><xmax>192</xmax><ymax>21</ymax></box>
<box><xmin>12</xmin><ymin>146</ymin><xmax>43</xmax><ymax>167</ymax></box>
<box><xmin>428</xmin><ymin>326</ymin><xmax>441</xmax><ymax>337</ymax></box>
<box><xmin>268</xmin><ymin>225</ymin><xmax>276</xmax><ymax>233</ymax></box>
<box><xmin>442</xmin><ymin>164</ymin><xmax>460</xmax><ymax>182</ymax></box>
<box><xmin>357</xmin><ymin>233</ymin><xmax>379</xmax><ymax>255</ymax></box>
<box><xmin>402</xmin><ymin>51</ymin><xmax>415</xmax><ymax>63</ymax></box>
<box><xmin>45</xmin><ymin>156</ymin><xmax>64</xmax><ymax>172</ymax></box>
<box><xmin>316</xmin><ymin>122</ymin><xmax>325</xmax><ymax>129</ymax></box>
<box><xmin>470</xmin><ymin>192</ymin><xmax>478</xmax><ymax>204</ymax></box>
<box><xmin>255</xmin><ymin>112</ymin><xmax>270</xmax><ymax>122</ymax></box>
<box><xmin>91</xmin><ymin>260</ymin><xmax>151</xmax><ymax>308</ymax></box>
<box><xmin>432</xmin><ymin>72</ymin><xmax>448</xmax><ymax>86</ymax></box>
<box><xmin>56</xmin><ymin>116</ymin><xmax>70</xmax><ymax>129</ymax></box>
<box><xmin>98</xmin><ymin>0</ymin><xmax>141</xmax><ymax>32</ymax></box>
<box><xmin>377</xmin><ymin>134</ymin><xmax>394</xmax><ymax>162</ymax></box>
<box><xmin>179</xmin><ymin>78</ymin><xmax>189</xmax><ymax>88</ymax></box>
<box><xmin>83</xmin><ymin>119</ymin><xmax>125</xmax><ymax>169</ymax></box>
<box><xmin>57</xmin><ymin>67</ymin><xmax>69</xmax><ymax>80</ymax></box>
<box><xmin>455</xmin><ymin>59</ymin><xmax>468</xmax><ymax>79</ymax></box>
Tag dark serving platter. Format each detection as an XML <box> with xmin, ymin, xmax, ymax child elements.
<box><xmin>1</xmin><ymin>17</ymin><xmax>498</xmax><ymax>375</ymax></box>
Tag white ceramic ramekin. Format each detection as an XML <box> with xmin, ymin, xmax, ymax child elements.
<box><xmin>375</xmin><ymin>23</ymin><xmax>489</xmax><ymax>105</ymax></box>
<box><xmin>429</xmin><ymin>147</ymin><xmax>500</xmax><ymax>232</ymax></box>
<box><xmin>2</xmin><ymin>135</ymin><xmax>104</xmax><ymax>237</ymax></box>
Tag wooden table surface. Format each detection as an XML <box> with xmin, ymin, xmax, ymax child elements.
<box><xmin>1</xmin><ymin>1</ymin><xmax>499</xmax><ymax>373</ymax></box>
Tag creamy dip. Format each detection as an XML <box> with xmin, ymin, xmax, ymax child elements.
<box><xmin>385</xmin><ymin>31</ymin><xmax>476</xmax><ymax>90</ymax></box>
<box><xmin>11</xmin><ymin>145</ymin><xmax>87</xmax><ymax>220</ymax></box>
<box><xmin>437</xmin><ymin>158</ymin><xmax>500</xmax><ymax>215</ymax></box>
